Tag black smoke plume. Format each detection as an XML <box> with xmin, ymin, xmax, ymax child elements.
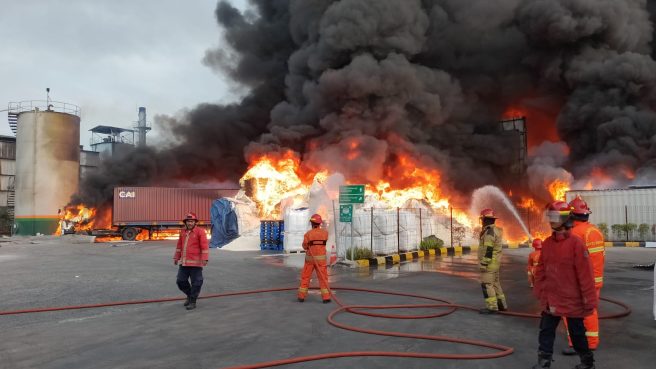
<box><xmin>76</xmin><ymin>0</ymin><xmax>656</xmax><ymax>207</ymax></box>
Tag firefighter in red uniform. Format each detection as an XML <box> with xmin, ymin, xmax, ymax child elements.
<box><xmin>527</xmin><ymin>238</ymin><xmax>542</xmax><ymax>288</ymax></box>
<box><xmin>562</xmin><ymin>196</ymin><xmax>605</xmax><ymax>354</ymax></box>
<box><xmin>174</xmin><ymin>212</ymin><xmax>209</xmax><ymax>311</ymax></box>
<box><xmin>297</xmin><ymin>214</ymin><xmax>331</xmax><ymax>303</ymax></box>
<box><xmin>532</xmin><ymin>201</ymin><xmax>597</xmax><ymax>369</ymax></box>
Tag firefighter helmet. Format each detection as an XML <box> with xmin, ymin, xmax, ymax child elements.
<box><xmin>183</xmin><ymin>212</ymin><xmax>198</xmax><ymax>222</ymax></box>
<box><xmin>310</xmin><ymin>214</ymin><xmax>323</xmax><ymax>224</ymax></box>
<box><xmin>479</xmin><ymin>208</ymin><xmax>497</xmax><ymax>219</ymax></box>
<box><xmin>568</xmin><ymin>195</ymin><xmax>591</xmax><ymax>215</ymax></box>
<box><xmin>532</xmin><ymin>238</ymin><xmax>542</xmax><ymax>250</ymax></box>
<box><xmin>545</xmin><ymin>201</ymin><xmax>572</xmax><ymax>228</ymax></box>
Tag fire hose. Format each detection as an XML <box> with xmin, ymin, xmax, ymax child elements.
<box><xmin>0</xmin><ymin>249</ymin><xmax>631</xmax><ymax>369</ymax></box>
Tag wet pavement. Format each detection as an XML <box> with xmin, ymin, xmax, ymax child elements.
<box><xmin>0</xmin><ymin>239</ymin><xmax>654</xmax><ymax>368</ymax></box>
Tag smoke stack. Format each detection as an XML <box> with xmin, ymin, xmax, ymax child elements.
<box><xmin>136</xmin><ymin>107</ymin><xmax>150</xmax><ymax>147</ymax></box>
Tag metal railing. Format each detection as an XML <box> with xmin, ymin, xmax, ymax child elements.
<box><xmin>7</xmin><ymin>100</ymin><xmax>80</xmax><ymax>116</ymax></box>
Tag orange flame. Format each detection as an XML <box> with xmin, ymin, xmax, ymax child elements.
<box><xmin>547</xmin><ymin>179</ymin><xmax>570</xmax><ymax>201</ymax></box>
<box><xmin>240</xmin><ymin>150</ymin><xmax>475</xmax><ymax>228</ymax></box>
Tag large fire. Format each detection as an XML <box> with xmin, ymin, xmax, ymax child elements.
<box><xmin>547</xmin><ymin>179</ymin><xmax>570</xmax><ymax>201</ymax></box>
<box><xmin>239</xmin><ymin>151</ymin><xmax>474</xmax><ymax>228</ymax></box>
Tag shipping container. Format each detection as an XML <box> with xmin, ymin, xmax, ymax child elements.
<box><xmin>566</xmin><ymin>187</ymin><xmax>656</xmax><ymax>242</ymax></box>
<box><xmin>112</xmin><ymin>187</ymin><xmax>239</xmax><ymax>240</ymax></box>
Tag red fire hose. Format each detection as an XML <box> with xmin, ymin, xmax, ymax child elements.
<box><xmin>0</xmin><ymin>253</ymin><xmax>631</xmax><ymax>368</ymax></box>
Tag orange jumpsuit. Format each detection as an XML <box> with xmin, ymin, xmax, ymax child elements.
<box><xmin>527</xmin><ymin>250</ymin><xmax>541</xmax><ymax>287</ymax></box>
<box><xmin>297</xmin><ymin>227</ymin><xmax>331</xmax><ymax>301</ymax></box>
<box><xmin>564</xmin><ymin>221</ymin><xmax>605</xmax><ymax>349</ymax></box>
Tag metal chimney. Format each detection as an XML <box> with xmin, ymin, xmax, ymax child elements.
<box><xmin>135</xmin><ymin>106</ymin><xmax>151</xmax><ymax>147</ymax></box>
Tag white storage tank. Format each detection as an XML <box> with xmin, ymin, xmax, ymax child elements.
<box><xmin>13</xmin><ymin>103</ymin><xmax>80</xmax><ymax>235</ymax></box>
<box><xmin>566</xmin><ymin>187</ymin><xmax>656</xmax><ymax>242</ymax></box>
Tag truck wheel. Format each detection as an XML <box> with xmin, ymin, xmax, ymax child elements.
<box><xmin>122</xmin><ymin>227</ymin><xmax>139</xmax><ymax>241</ymax></box>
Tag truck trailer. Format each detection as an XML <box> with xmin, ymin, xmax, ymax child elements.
<box><xmin>107</xmin><ymin>187</ymin><xmax>239</xmax><ymax>240</ymax></box>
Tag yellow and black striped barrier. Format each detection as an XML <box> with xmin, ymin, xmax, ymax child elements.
<box><xmin>355</xmin><ymin>246</ymin><xmax>471</xmax><ymax>267</ymax></box>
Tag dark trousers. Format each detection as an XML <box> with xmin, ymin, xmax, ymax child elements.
<box><xmin>176</xmin><ymin>266</ymin><xmax>204</xmax><ymax>302</ymax></box>
<box><xmin>538</xmin><ymin>312</ymin><xmax>591</xmax><ymax>355</ymax></box>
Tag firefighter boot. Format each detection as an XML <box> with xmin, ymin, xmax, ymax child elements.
<box><xmin>532</xmin><ymin>352</ymin><xmax>552</xmax><ymax>368</ymax></box>
<box><xmin>183</xmin><ymin>296</ymin><xmax>191</xmax><ymax>307</ymax></box>
<box><xmin>574</xmin><ymin>352</ymin><xmax>595</xmax><ymax>369</ymax></box>
<box><xmin>562</xmin><ymin>347</ymin><xmax>577</xmax><ymax>355</ymax></box>
<box><xmin>186</xmin><ymin>299</ymin><xmax>197</xmax><ymax>310</ymax></box>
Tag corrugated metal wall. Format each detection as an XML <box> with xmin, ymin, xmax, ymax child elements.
<box><xmin>113</xmin><ymin>187</ymin><xmax>239</xmax><ymax>224</ymax></box>
<box><xmin>566</xmin><ymin>188</ymin><xmax>656</xmax><ymax>241</ymax></box>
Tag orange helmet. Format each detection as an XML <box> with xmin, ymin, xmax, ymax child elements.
<box><xmin>479</xmin><ymin>208</ymin><xmax>497</xmax><ymax>219</ymax></box>
<box><xmin>568</xmin><ymin>195</ymin><xmax>591</xmax><ymax>215</ymax></box>
<box><xmin>532</xmin><ymin>238</ymin><xmax>542</xmax><ymax>250</ymax></box>
<box><xmin>183</xmin><ymin>212</ymin><xmax>198</xmax><ymax>222</ymax></box>
<box><xmin>310</xmin><ymin>214</ymin><xmax>323</xmax><ymax>224</ymax></box>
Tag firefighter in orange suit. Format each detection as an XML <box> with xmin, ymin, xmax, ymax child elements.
<box><xmin>298</xmin><ymin>214</ymin><xmax>331</xmax><ymax>303</ymax></box>
<box><xmin>174</xmin><ymin>212</ymin><xmax>209</xmax><ymax>311</ymax></box>
<box><xmin>562</xmin><ymin>196</ymin><xmax>605</xmax><ymax>355</ymax></box>
<box><xmin>527</xmin><ymin>239</ymin><xmax>542</xmax><ymax>288</ymax></box>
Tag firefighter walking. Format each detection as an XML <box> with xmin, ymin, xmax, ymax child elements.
<box><xmin>532</xmin><ymin>201</ymin><xmax>597</xmax><ymax>369</ymax></box>
<box><xmin>527</xmin><ymin>239</ymin><xmax>542</xmax><ymax>288</ymax></box>
<box><xmin>174</xmin><ymin>212</ymin><xmax>209</xmax><ymax>311</ymax></box>
<box><xmin>477</xmin><ymin>208</ymin><xmax>507</xmax><ymax>314</ymax></box>
<box><xmin>297</xmin><ymin>214</ymin><xmax>331</xmax><ymax>303</ymax></box>
<box><xmin>562</xmin><ymin>196</ymin><xmax>605</xmax><ymax>355</ymax></box>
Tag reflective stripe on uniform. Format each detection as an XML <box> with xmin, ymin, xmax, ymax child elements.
<box><xmin>305</xmin><ymin>255</ymin><xmax>327</xmax><ymax>262</ymax></box>
<box><xmin>595</xmin><ymin>277</ymin><xmax>603</xmax><ymax>283</ymax></box>
<box><xmin>298</xmin><ymin>287</ymin><xmax>308</xmax><ymax>292</ymax></box>
<box><xmin>588</xmin><ymin>246</ymin><xmax>604</xmax><ymax>254</ymax></box>
<box><xmin>586</xmin><ymin>331</ymin><xmax>599</xmax><ymax>337</ymax></box>
<box><xmin>320</xmin><ymin>289</ymin><xmax>329</xmax><ymax>293</ymax></box>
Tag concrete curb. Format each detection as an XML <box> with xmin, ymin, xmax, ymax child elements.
<box><xmin>605</xmin><ymin>241</ymin><xmax>649</xmax><ymax>247</ymax></box>
<box><xmin>354</xmin><ymin>246</ymin><xmax>472</xmax><ymax>267</ymax></box>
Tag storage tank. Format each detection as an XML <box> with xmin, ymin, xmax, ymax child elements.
<box><xmin>14</xmin><ymin>105</ymin><xmax>80</xmax><ymax>235</ymax></box>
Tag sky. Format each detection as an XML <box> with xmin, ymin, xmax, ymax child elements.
<box><xmin>0</xmin><ymin>0</ymin><xmax>248</xmax><ymax>149</ymax></box>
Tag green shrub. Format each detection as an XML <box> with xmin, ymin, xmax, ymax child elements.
<box><xmin>638</xmin><ymin>224</ymin><xmax>649</xmax><ymax>240</ymax></box>
<box><xmin>626</xmin><ymin>223</ymin><xmax>637</xmax><ymax>239</ymax></box>
<box><xmin>597</xmin><ymin>223</ymin><xmax>609</xmax><ymax>239</ymax></box>
<box><xmin>346</xmin><ymin>247</ymin><xmax>374</xmax><ymax>260</ymax></box>
<box><xmin>611</xmin><ymin>224</ymin><xmax>624</xmax><ymax>239</ymax></box>
<box><xmin>420</xmin><ymin>235</ymin><xmax>445</xmax><ymax>251</ymax></box>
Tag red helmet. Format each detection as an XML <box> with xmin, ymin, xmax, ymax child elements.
<box><xmin>545</xmin><ymin>201</ymin><xmax>572</xmax><ymax>227</ymax></box>
<box><xmin>183</xmin><ymin>212</ymin><xmax>198</xmax><ymax>222</ymax></box>
<box><xmin>479</xmin><ymin>208</ymin><xmax>497</xmax><ymax>219</ymax></box>
<box><xmin>532</xmin><ymin>238</ymin><xmax>542</xmax><ymax>250</ymax></box>
<box><xmin>568</xmin><ymin>195</ymin><xmax>591</xmax><ymax>215</ymax></box>
<box><xmin>310</xmin><ymin>214</ymin><xmax>323</xmax><ymax>224</ymax></box>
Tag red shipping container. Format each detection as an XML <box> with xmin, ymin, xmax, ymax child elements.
<box><xmin>113</xmin><ymin>187</ymin><xmax>239</xmax><ymax>226</ymax></box>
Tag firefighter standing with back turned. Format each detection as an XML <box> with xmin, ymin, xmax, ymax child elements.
<box><xmin>532</xmin><ymin>201</ymin><xmax>597</xmax><ymax>369</ymax></box>
<box><xmin>478</xmin><ymin>208</ymin><xmax>507</xmax><ymax>314</ymax></box>
<box><xmin>561</xmin><ymin>195</ymin><xmax>605</xmax><ymax>355</ymax></box>
<box><xmin>297</xmin><ymin>214</ymin><xmax>331</xmax><ymax>303</ymax></box>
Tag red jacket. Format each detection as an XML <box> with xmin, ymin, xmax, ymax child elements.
<box><xmin>533</xmin><ymin>231</ymin><xmax>597</xmax><ymax>318</ymax></box>
<box><xmin>174</xmin><ymin>226</ymin><xmax>209</xmax><ymax>267</ymax></box>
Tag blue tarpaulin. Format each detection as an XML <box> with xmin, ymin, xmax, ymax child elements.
<box><xmin>210</xmin><ymin>198</ymin><xmax>239</xmax><ymax>248</ymax></box>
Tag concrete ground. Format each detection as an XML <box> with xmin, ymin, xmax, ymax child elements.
<box><xmin>0</xmin><ymin>238</ymin><xmax>654</xmax><ymax>368</ymax></box>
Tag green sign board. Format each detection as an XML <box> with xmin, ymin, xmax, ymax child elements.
<box><xmin>339</xmin><ymin>185</ymin><xmax>365</xmax><ymax>203</ymax></box>
<box><xmin>339</xmin><ymin>204</ymin><xmax>353</xmax><ymax>222</ymax></box>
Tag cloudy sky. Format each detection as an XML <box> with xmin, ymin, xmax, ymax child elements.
<box><xmin>0</xmin><ymin>0</ymin><xmax>248</xmax><ymax>149</ymax></box>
